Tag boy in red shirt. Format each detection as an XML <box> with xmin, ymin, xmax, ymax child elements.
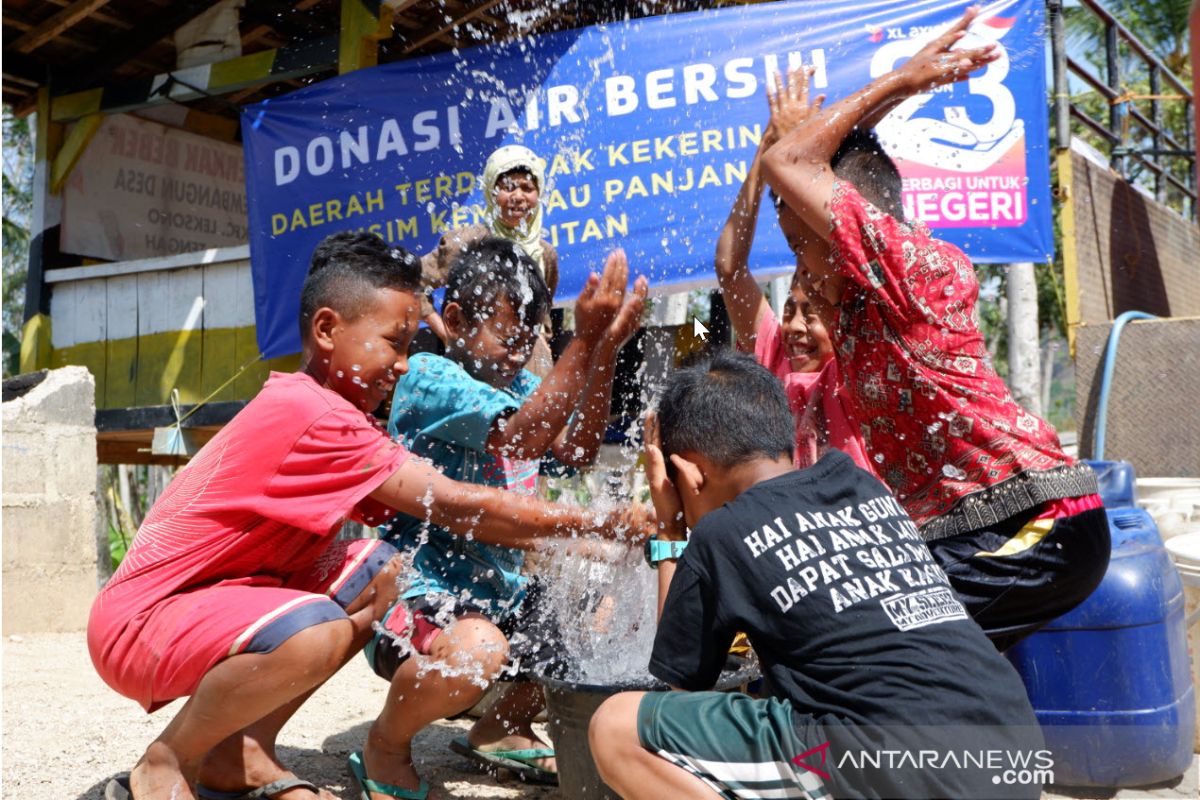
<box><xmin>715</xmin><ymin>69</ymin><xmax>875</xmax><ymax>476</ymax></box>
<box><xmin>90</xmin><ymin>231</ymin><xmax>650</xmax><ymax>800</ymax></box>
<box><xmin>761</xmin><ymin>8</ymin><xmax>1108</xmax><ymax>651</ymax></box>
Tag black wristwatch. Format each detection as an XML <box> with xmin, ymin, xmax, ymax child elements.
<box><xmin>644</xmin><ymin>535</ymin><xmax>688</xmax><ymax>568</ymax></box>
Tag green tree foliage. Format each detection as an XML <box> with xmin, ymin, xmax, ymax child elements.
<box><xmin>3</xmin><ymin>105</ymin><xmax>34</xmax><ymax>377</ymax></box>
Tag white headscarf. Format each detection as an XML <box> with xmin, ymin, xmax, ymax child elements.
<box><xmin>483</xmin><ymin>145</ymin><xmax>547</xmax><ymax>276</ymax></box>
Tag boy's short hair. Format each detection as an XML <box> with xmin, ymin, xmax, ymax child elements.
<box><xmin>444</xmin><ymin>236</ymin><xmax>551</xmax><ymax>329</ymax></box>
<box><xmin>832</xmin><ymin>128</ymin><xmax>906</xmax><ymax>221</ymax></box>
<box><xmin>657</xmin><ymin>350</ymin><xmax>794</xmax><ymax>468</ymax></box>
<box><xmin>299</xmin><ymin>231</ymin><xmax>422</xmax><ymax>341</ymax></box>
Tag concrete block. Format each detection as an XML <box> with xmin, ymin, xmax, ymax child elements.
<box><xmin>1</xmin><ymin>430</ymin><xmax>52</xmax><ymax>496</ymax></box>
<box><xmin>51</xmin><ymin>429</ymin><xmax>98</xmax><ymax>497</ymax></box>
<box><xmin>1</xmin><ymin>366</ymin><xmax>94</xmax><ymax>428</ymax></box>
<box><xmin>2</xmin><ymin>565</ymin><xmax>96</xmax><ymax>633</ymax></box>
<box><xmin>2</xmin><ymin>366</ymin><xmax>100</xmax><ymax>634</ymax></box>
<box><xmin>2</xmin><ymin>500</ymin><xmax>96</xmax><ymax>565</ymax></box>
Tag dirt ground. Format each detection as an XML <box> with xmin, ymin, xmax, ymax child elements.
<box><xmin>2</xmin><ymin>632</ymin><xmax>552</xmax><ymax>800</ymax></box>
<box><xmin>3</xmin><ymin>632</ymin><xmax>1196</xmax><ymax>800</ymax></box>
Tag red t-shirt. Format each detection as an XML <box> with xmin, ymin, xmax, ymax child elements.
<box><xmin>827</xmin><ymin>181</ymin><xmax>1073</xmax><ymax>528</ymax></box>
<box><xmin>753</xmin><ymin>308</ymin><xmax>878</xmax><ymax>478</ymax></box>
<box><xmin>89</xmin><ymin>372</ymin><xmax>408</xmax><ymax>670</ymax></box>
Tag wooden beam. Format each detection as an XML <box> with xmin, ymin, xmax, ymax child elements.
<box><xmin>50</xmin><ymin>36</ymin><xmax>339</xmax><ymax>122</ymax></box>
<box><xmin>402</xmin><ymin>0</ymin><xmax>505</xmax><ymax>55</ymax></box>
<box><xmin>339</xmin><ymin>0</ymin><xmax>394</xmax><ymax>74</ymax></box>
<box><xmin>55</xmin><ymin>0</ymin><xmax>215</xmax><ymax>93</ymax></box>
<box><xmin>12</xmin><ymin>0</ymin><xmax>116</xmax><ymax>54</ymax></box>
<box><xmin>2</xmin><ymin>18</ymin><xmax>99</xmax><ymax>55</ymax></box>
<box><xmin>41</xmin><ymin>0</ymin><xmax>132</xmax><ymax>30</ymax></box>
<box><xmin>97</xmin><ymin>427</ymin><xmax>224</xmax><ymax>466</ymax></box>
<box><xmin>2</xmin><ymin>51</ymin><xmax>48</xmax><ymax>86</ymax></box>
<box><xmin>96</xmin><ymin>401</ymin><xmax>245</xmax><ymax>431</ymax></box>
<box><xmin>239</xmin><ymin>1</ymin><xmax>326</xmax><ymax>44</ymax></box>
<box><xmin>50</xmin><ymin>112</ymin><xmax>103</xmax><ymax>194</ymax></box>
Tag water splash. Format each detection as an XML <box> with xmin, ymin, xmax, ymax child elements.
<box><xmin>537</xmin><ymin>535</ymin><xmax>657</xmax><ymax>684</ymax></box>
<box><xmin>535</xmin><ymin>457</ymin><xmax>658</xmax><ymax>684</ymax></box>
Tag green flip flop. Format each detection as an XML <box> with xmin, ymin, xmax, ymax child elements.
<box><xmin>448</xmin><ymin>736</ymin><xmax>558</xmax><ymax>786</ymax></box>
<box><xmin>346</xmin><ymin>751</ymin><xmax>429</xmax><ymax>800</ymax></box>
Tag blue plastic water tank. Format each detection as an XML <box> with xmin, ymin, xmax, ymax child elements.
<box><xmin>1105</xmin><ymin>506</ymin><xmax>1167</xmax><ymax>547</ymax></box>
<box><xmin>1006</xmin><ymin>508</ymin><xmax>1195</xmax><ymax>787</ymax></box>
<box><xmin>1083</xmin><ymin>459</ymin><xmax>1137</xmax><ymax>509</ymax></box>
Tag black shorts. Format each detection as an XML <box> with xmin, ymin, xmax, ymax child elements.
<box><xmin>927</xmin><ymin>506</ymin><xmax>1110</xmax><ymax>651</ymax></box>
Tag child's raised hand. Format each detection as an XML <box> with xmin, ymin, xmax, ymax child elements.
<box><xmin>644</xmin><ymin>411</ymin><xmax>686</xmax><ymax>539</ymax></box>
<box><xmin>899</xmin><ymin>6</ymin><xmax>1000</xmax><ymax>94</ymax></box>
<box><xmin>765</xmin><ymin>65</ymin><xmax>825</xmax><ymax>146</ymax></box>
<box><xmin>600</xmin><ymin>274</ymin><xmax>649</xmax><ymax>356</ymax></box>
<box><xmin>574</xmin><ymin>249</ymin><xmax>629</xmax><ymax>344</ymax></box>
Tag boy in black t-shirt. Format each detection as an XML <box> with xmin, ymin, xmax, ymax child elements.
<box><xmin>588</xmin><ymin>351</ymin><xmax>1044</xmax><ymax>800</ymax></box>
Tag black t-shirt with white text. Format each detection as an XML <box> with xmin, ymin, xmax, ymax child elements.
<box><xmin>651</xmin><ymin>450</ymin><xmax>1042</xmax><ymax>799</ymax></box>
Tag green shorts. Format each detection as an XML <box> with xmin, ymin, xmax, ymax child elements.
<box><xmin>637</xmin><ymin>691</ymin><xmax>830</xmax><ymax>800</ymax></box>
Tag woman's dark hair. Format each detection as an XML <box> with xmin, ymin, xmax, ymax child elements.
<box><xmin>657</xmin><ymin>350</ymin><xmax>794</xmax><ymax>468</ymax></box>
<box><xmin>444</xmin><ymin>236</ymin><xmax>551</xmax><ymax>328</ymax></box>
<box><xmin>299</xmin><ymin>231</ymin><xmax>421</xmax><ymax>341</ymax></box>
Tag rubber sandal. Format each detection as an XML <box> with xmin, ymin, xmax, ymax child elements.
<box><xmin>448</xmin><ymin>735</ymin><xmax>558</xmax><ymax>786</ymax></box>
<box><xmin>346</xmin><ymin>750</ymin><xmax>429</xmax><ymax>800</ymax></box>
<box><xmin>196</xmin><ymin>777</ymin><xmax>321</xmax><ymax>799</ymax></box>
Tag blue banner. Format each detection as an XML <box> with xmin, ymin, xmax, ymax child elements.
<box><xmin>243</xmin><ymin>0</ymin><xmax>1051</xmax><ymax>358</ymax></box>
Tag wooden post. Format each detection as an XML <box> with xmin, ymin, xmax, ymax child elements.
<box><xmin>1056</xmin><ymin>150</ymin><xmax>1081</xmax><ymax>358</ymax></box>
<box><xmin>339</xmin><ymin>0</ymin><xmax>392</xmax><ymax>75</ymax></box>
<box><xmin>1006</xmin><ymin>262</ymin><xmax>1042</xmax><ymax>416</ymax></box>
<box><xmin>20</xmin><ymin>87</ymin><xmax>63</xmax><ymax>374</ymax></box>
<box><xmin>50</xmin><ymin>112</ymin><xmax>103</xmax><ymax>194</ymax></box>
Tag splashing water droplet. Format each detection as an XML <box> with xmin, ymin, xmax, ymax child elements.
<box><xmin>942</xmin><ymin>464</ymin><xmax>967</xmax><ymax>480</ymax></box>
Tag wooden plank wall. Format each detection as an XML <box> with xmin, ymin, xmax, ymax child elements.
<box><xmin>50</xmin><ymin>260</ymin><xmax>299</xmax><ymax>409</ymax></box>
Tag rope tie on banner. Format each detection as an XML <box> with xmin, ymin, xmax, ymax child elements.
<box><xmin>175</xmin><ymin>352</ymin><xmax>264</xmax><ymax>427</ymax></box>
<box><xmin>146</xmin><ymin>354</ymin><xmax>263</xmax><ymax>457</ymax></box>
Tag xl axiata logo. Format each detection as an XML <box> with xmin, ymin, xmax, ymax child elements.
<box><xmin>870</xmin><ymin>1</ymin><xmax>1023</xmax><ymax>173</ymax></box>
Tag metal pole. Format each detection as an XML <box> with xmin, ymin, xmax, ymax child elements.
<box><xmin>1047</xmin><ymin>0</ymin><xmax>1070</xmax><ymax>151</ymax></box>
<box><xmin>1106</xmin><ymin>21</ymin><xmax>1123</xmax><ymax>172</ymax></box>
<box><xmin>1150</xmin><ymin>67</ymin><xmax>1163</xmax><ymax>202</ymax></box>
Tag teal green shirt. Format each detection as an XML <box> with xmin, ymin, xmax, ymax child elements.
<box><xmin>381</xmin><ymin>352</ymin><xmax>542</xmax><ymax>618</ymax></box>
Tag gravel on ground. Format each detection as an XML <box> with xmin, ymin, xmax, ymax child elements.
<box><xmin>2</xmin><ymin>632</ymin><xmax>552</xmax><ymax>799</ymax></box>
<box><xmin>3</xmin><ymin>632</ymin><xmax>1195</xmax><ymax>799</ymax></box>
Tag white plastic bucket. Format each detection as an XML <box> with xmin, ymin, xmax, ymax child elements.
<box><xmin>1164</xmin><ymin>532</ymin><xmax>1200</xmax><ymax>753</ymax></box>
<box><xmin>1137</xmin><ymin>478</ymin><xmax>1200</xmax><ymax>542</ymax></box>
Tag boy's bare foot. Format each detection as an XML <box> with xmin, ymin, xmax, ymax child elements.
<box><xmin>360</xmin><ymin>743</ymin><xmax>440</xmax><ymax>800</ymax></box>
<box><xmin>127</xmin><ymin>742</ymin><xmax>194</xmax><ymax>799</ymax></box>
<box><xmin>198</xmin><ymin>734</ymin><xmax>336</xmax><ymax>800</ymax></box>
<box><xmin>466</xmin><ymin>681</ymin><xmax>556</xmax><ymax>773</ymax></box>
<box><xmin>466</xmin><ymin>730</ymin><xmax>557</xmax><ymax>774</ymax></box>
